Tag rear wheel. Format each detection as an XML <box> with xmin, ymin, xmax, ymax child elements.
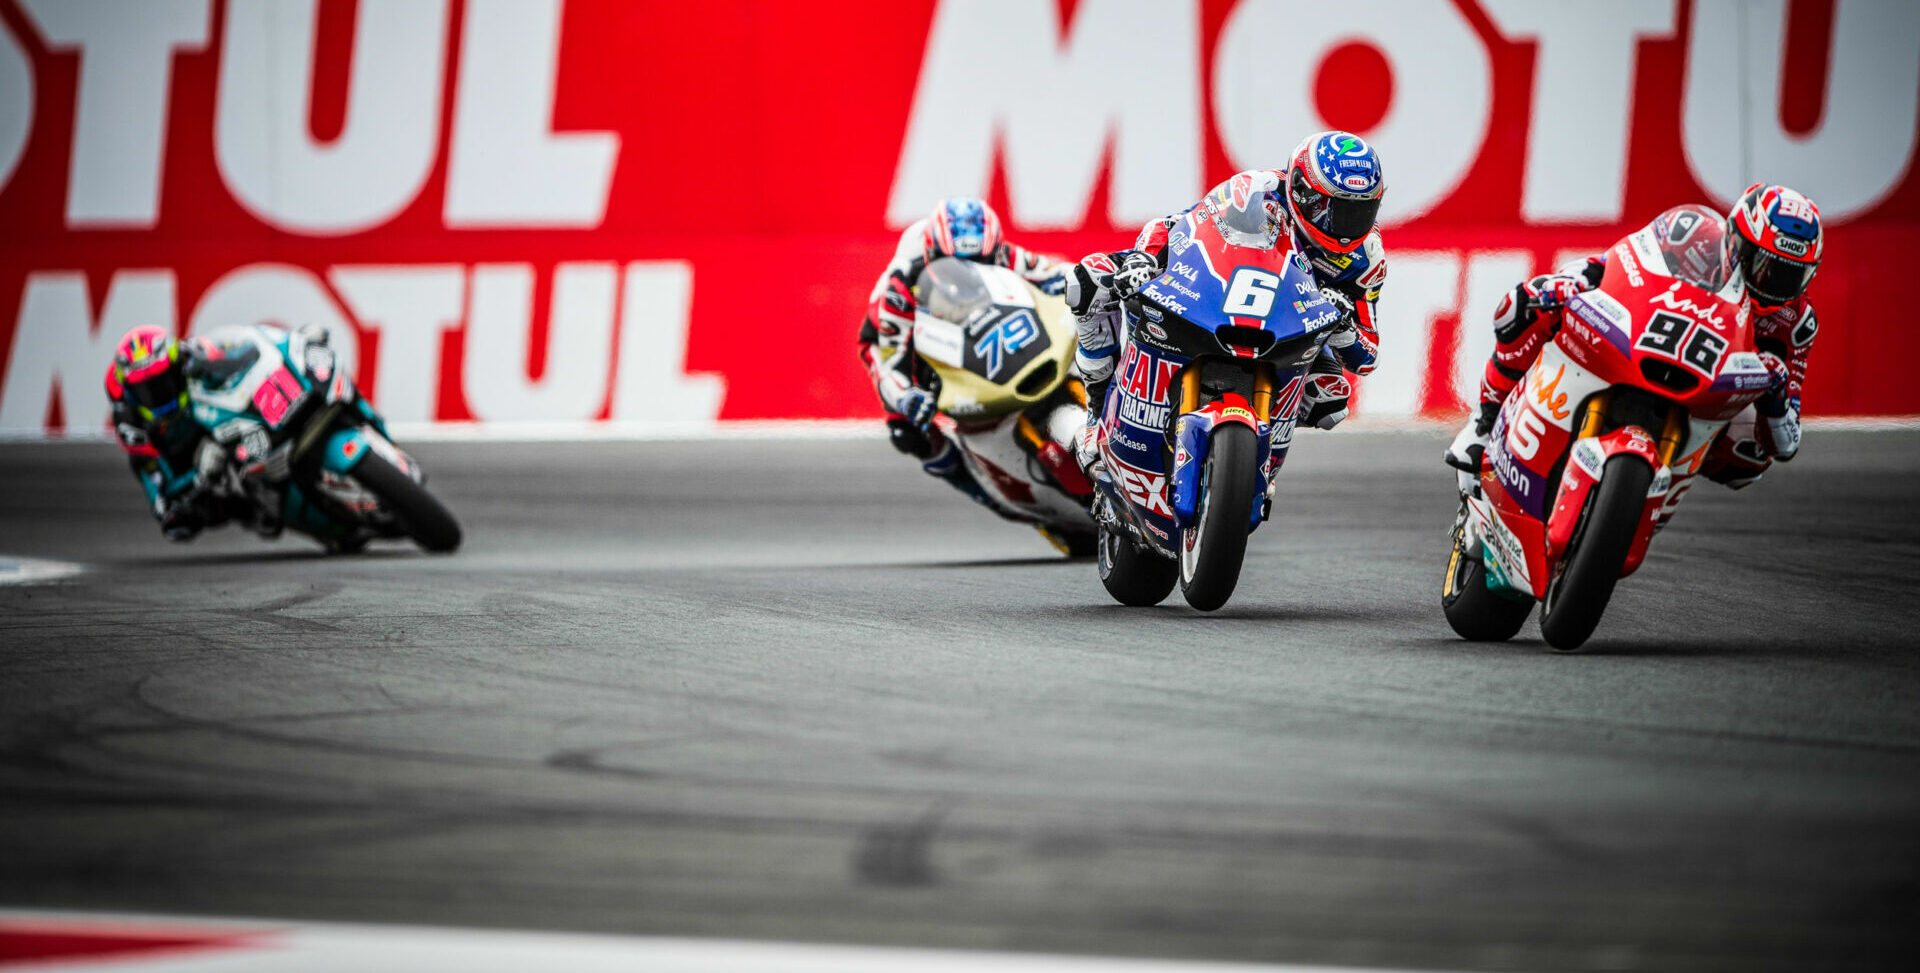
<box><xmin>1178</xmin><ymin>423</ymin><xmax>1258</xmax><ymax>612</ymax></box>
<box><xmin>1539</xmin><ymin>453</ymin><xmax>1653</xmax><ymax>651</ymax></box>
<box><xmin>1098</xmin><ymin>522</ymin><xmax>1177</xmax><ymax>606</ymax></box>
<box><xmin>352</xmin><ymin>452</ymin><xmax>462</xmax><ymax>553</ymax></box>
<box><xmin>1441</xmin><ymin>520</ymin><xmax>1533</xmax><ymax>641</ymax></box>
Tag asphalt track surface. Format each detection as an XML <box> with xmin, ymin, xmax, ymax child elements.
<box><xmin>3</xmin><ymin>429</ymin><xmax>1918</xmax><ymax>972</ymax></box>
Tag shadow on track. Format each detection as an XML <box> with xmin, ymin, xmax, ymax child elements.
<box><xmin>116</xmin><ymin>547</ymin><xmax>426</xmax><ymax>569</ymax></box>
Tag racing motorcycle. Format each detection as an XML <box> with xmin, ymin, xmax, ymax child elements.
<box><xmin>911</xmin><ymin>257</ymin><xmax>1097</xmax><ymax>555</ymax></box>
<box><xmin>185</xmin><ymin>324</ymin><xmax>462</xmax><ymax>553</ymax></box>
<box><xmin>1093</xmin><ymin>185</ymin><xmax>1345</xmax><ymax>611</ymax></box>
<box><xmin>1442</xmin><ymin>223</ymin><xmax>1775</xmax><ymax>649</ymax></box>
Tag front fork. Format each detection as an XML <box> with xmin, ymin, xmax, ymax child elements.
<box><xmin>1167</xmin><ymin>362</ymin><xmax>1275</xmax><ymax>530</ymax></box>
<box><xmin>1544</xmin><ymin>390</ymin><xmax>1681</xmax><ymax>576</ymax></box>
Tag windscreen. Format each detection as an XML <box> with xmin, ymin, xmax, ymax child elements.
<box><xmin>915</xmin><ymin>257</ymin><xmax>994</xmax><ymax>325</ymax></box>
<box><xmin>1651</xmin><ymin>208</ymin><xmax>1733</xmax><ymax>293</ymax></box>
<box><xmin>1211</xmin><ymin>189</ymin><xmax>1282</xmax><ymax>250</ymax></box>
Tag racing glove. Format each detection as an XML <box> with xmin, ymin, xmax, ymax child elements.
<box><xmin>1523</xmin><ymin>273</ymin><xmax>1587</xmax><ymax>312</ymax></box>
<box><xmin>896</xmin><ymin>386</ymin><xmax>937</xmax><ymax>431</ymax></box>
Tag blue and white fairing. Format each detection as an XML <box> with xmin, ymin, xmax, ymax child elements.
<box><xmin>1098</xmin><ymin>205</ymin><xmax>1344</xmax><ymax>553</ymax></box>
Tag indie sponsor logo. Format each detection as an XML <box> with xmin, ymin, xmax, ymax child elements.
<box><xmin>1649</xmin><ymin>282</ymin><xmax>1725</xmax><ymax>327</ymax></box>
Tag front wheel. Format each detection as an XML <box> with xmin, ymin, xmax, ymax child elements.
<box><xmin>1539</xmin><ymin>453</ymin><xmax>1653</xmax><ymax>651</ymax></box>
<box><xmin>1441</xmin><ymin>524</ymin><xmax>1533</xmax><ymax>641</ymax></box>
<box><xmin>352</xmin><ymin>452</ymin><xmax>463</xmax><ymax>553</ymax></box>
<box><xmin>1178</xmin><ymin>422</ymin><xmax>1258</xmax><ymax>612</ymax></box>
<box><xmin>1098</xmin><ymin>522</ymin><xmax>1177</xmax><ymax>606</ymax></box>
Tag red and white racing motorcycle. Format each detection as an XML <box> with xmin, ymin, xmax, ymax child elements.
<box><xmin>1442</xmin><ymin>223</ymin><xmax>1778</xmax><ymax>650</ymax></box>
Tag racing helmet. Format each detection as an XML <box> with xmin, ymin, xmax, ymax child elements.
<box><xmin>923</xmin><ymin>198</ymin><xmax>1004</xmax><ymax>262</ymax></box>
<box><xmin>106</xmin><ymin>325</ymin><xmax>186</xmax><ymax>419</ymax></box>
<box><xmin>1728</xmin><ymin>183</ymin><xmax>1822</xmax><ymax>312</ymax></box>
<box><xmin>1286</xmin><ymin>131</ymin><xmax>1385</xmax><ymax>254</ymax></box>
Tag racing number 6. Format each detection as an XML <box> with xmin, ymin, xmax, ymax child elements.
<box><xmin>1222</xmin><ymin>268</ymin><xmax>1281</xmax><ymax>318</ymax></box>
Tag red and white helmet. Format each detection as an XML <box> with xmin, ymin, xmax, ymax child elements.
<box><xmin>922</xmin><ymin>198</ymin><xmax>1004</xmax><ymax>262</ymax></box>
<box><xmin>1728</xmin><ymin>183</ymin><xmax>1822</xmax><ymax>312</ymax></box>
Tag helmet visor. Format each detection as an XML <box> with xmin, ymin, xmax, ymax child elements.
<box><xmin>1290</xmin><ymin>167</ymin><xmax>1379</xmax><ymax>245</ymax></box>
<box><xmin>1737</xmin><ymin>238</ymin><xmax>1816</xmax><ymax>307</ymax></box>
<box><xmin>128</xmin><ymin>368</ymin><xmax>183</xmax><ymax>411</ymax></box>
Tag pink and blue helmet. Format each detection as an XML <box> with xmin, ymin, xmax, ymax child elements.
<box><xmin>1286</xmin><ymin>131</ymin><xmax>1385</xmax><ymax>254</ymax></box>
<box><xmin>923</xmin><ymin>198</ymin><xmax>1004</xmax><ymax>262</ymax></box>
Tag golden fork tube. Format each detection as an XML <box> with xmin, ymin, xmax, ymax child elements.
<box><xmin>1577</xmin><ymin>391</ymin><xmax>1610</xmax><ymax>440</ymax></box>
<box><xmin>1065</xmin><ymin>377</ymin><xmax>1088</xmax><ymax>409</ymax></box>
<box><xmin>1179</xmin><ymin>366</ymin><xmax>1202</xmax><ymax>414</ymax></box>
<box><xmin>1656</xmin><ymin>405</ymin><xmax>1688</xmax><ymax>467</ymax></box>
<box><xmin>1251</xmin><ymin>366</ymin><xmax>1275</xmax><ymax>423</ymax></box>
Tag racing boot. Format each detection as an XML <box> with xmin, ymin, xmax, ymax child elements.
<box><xmin>923</xmin><ymin>441</ymin><xmax>996</xmax><ymax>509</ymax></box>
<box><xmin>1444</xmin><ymin>400</ymin><xmax>1501</xmax><ymax>494</ymax></box>
<box><xmin>1074</xmin><ymin>380</ymin><xmax>1110</xmax><ymax>480</ymax></box>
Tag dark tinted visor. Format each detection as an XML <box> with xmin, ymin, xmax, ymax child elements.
<box><xmin>129</xmin><ymin>368</ymin><xmax>183</xmax><ymax>410</ymax></box>
<box><xmin>1737</xmin><ymin>237</ymin><xmax>1816</xmax><ymax>306</ymax></box>
<box><xmin>1290</xmin><ymin>168</ymin><xmax>1380</xmax><ymax>243</ymax></box>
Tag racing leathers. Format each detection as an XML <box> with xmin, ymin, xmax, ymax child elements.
<box><xmin>858</xmin><ymin>217</ymin><xmax>1065</xmax><ymax>506</ymax></box>
<box><xmin>1451</xmin><ymin>254</ymin><xmax>1814</xmax><ymax>493</ymax></box>
<box><xmin>106</xmin><ymin>340</ymin><xmax>261</xmax><ymax>541</ymax></box>
<box><xmin>1068</xmin><ymin>169</ymin><xmax>1385</xmax><ymax>482</ymax></box>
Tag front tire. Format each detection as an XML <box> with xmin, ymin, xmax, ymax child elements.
<box><xmin>1441</xmin><ymin>524</ymin><xmax>1533</xmax><ymax>641</ymax></box>
<box><xmin>1098</xmin><ymin>522</ymin><xmax>1177</xmax><ymax>606</ymax></box>
<box><xmin>352</xmin><ymin>452</ymin><xmax>462</xmax><ymax>553</ymax></box>
<box><xmin>1539</xmin><ymin>453</ymin><xmax>1653</xmax><ymax>651</ymax></box>
<box><xmin>1178</xmin><ymin>422</ymin><xmax>1258</xmax><ymax>612</ymax></box>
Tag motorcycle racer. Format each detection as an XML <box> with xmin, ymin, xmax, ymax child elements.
<box><xmin>1067</xmin><ymin>131</ymin><xmax>1388</xmax><ymax>473</ymax></box>
<box><xmin>105</xmin><ymin>326</ymin><xmax>254</xmax><ymax>541</ymax></box>
<box><xmin>858</xmin><ymin>197</ymin><xmax>1069</xmax><ymax>506</ymax></box>
<box><xmin>1446</xmin><ymin>185</ymin><xmax>1823</xmax><ymax>492</ymax></box>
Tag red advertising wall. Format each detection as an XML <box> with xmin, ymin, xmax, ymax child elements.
<box><xmin>1</xmin><ymin>0</ymin><xmax>1916</xmax><ymax>434</ymax></box>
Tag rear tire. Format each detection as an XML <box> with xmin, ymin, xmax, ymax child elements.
<box><xmin>1539</xmin><ymin>453</ymin><xmax>1653</xmax><ymax>651</ymax></box>
<box><xmin>1098</xmin><ymin>523</ymin><xmax>1177</xmax><ymax>606</ymax></box>
<box><xmin>1178</xmin><ymin>423</ymin><xmax>1258</xmax><ymax>612</ymax></box>
<box><xmin>1441</xmin><ymin>525</ymin><xmax>1533</xmax><ymax>641</ymax></box>
<box><xmin>352</xmin><ymin>452</ymin><xmax>462</xmax><ymax>553</ymax></box>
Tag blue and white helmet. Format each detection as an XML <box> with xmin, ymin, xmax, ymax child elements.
<box><xmin>923</xmin><ymin>198</ymin><xmax>1004</xmax><ymax>262</ymax></box>
<box><xmin>1286</xmin><ymin>131</ymin><xmax>1385</xmax><ymax>254</ymax></box>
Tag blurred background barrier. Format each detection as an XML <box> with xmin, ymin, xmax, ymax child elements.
<box><xmin>1</xmin><ymin>0</ymin><xmax>1916</xmax><ymax>436</ymax></box>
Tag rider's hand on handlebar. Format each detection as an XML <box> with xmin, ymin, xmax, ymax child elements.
<box><xmin>1757</xmin><ymin>351</ymin><xmax>1790</xmax><ymax>396</ymax></box>
<box><xmin>897</xmin><ymin>387</ymin><xmax>937</xmax><ymax>431</ymax></box>
<box><xmin>1108</xmin><ymin>250</ymin><xmax>1159</xmax><ymax>300</ymax></box>
<box><xmin>1524</xmin><ymin>273</ymin><xmax>1586</xmax><ymax>311</ymax></box>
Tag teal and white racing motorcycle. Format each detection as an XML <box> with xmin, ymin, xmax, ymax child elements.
<box><xmin>184</xmin><ymin>324</ymin><xmax>461</xmax><ymax>553</ymax></box>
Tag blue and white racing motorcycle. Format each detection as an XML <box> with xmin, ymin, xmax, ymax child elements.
<box><xmin>185</xmin><ymin>324</ymin><xmax>461</xmax><ymax>553</ymax></box>
<box><xmin>1092</xmin><ymin>186</ymin><xmax>1345</xmax><ymax>610</ymax></box>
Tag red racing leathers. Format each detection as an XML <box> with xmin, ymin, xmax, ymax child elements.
<box><xmin>1473</xmin><ymin>255</ymin><xmax>1815</xmax><ymax>488</ymax></box>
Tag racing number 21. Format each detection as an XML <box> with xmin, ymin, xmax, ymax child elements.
<box><xmin>1222</xmin><ymin>268</ymin><xmax>1281</xmax><ymax>318</ymax></box>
